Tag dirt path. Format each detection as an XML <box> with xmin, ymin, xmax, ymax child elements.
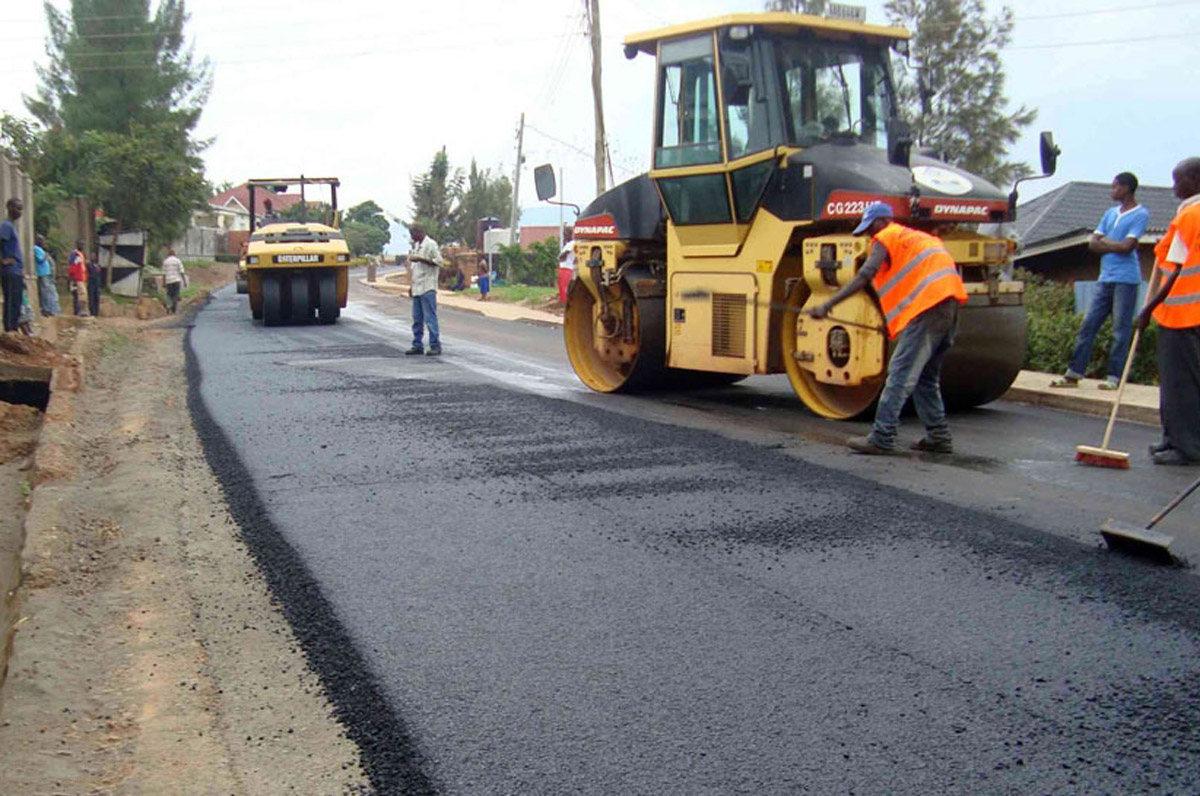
<box><xmin>0</xmin><ymin>317</ymin><xmax>368</xmax><ymax>794</ymax></box>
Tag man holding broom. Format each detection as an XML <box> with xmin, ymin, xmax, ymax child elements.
<box><xmin>1139</xmin><ymin>157</ymin><xmax>1200</xmax><ymax>466</ymax></box>
<box><xmin>809</xmin><ymin>202</ymin><xmax>967</xmax><ymax>455</ymax></box>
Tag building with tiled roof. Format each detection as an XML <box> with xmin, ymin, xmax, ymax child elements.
<box><xmin>1013</xmin><ymin>181</ymin><xmax>1178</xmax><ymax>283</ymax></box>
<box><xmin>200</xmin><ymin>184</ymin><xmax>305</xmax><ymax>232</ymax></box>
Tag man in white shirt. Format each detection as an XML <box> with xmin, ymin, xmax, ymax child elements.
<box><xmin>406</xmin><ymin>224</ymin><xmax>444</xmax><ymax>355</ymax></box>
<box><xmin>161</xmin><ymin>247</ymin><xmax>187</xmax><ymax>314</ymax></box>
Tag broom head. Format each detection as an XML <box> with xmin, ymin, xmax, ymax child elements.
<box><xmin>1100</xmin><ymin>519</ymin><xmax>1176</xmax><ymax>564</ymax></box>
<box><xmin>1075</xmin><ymin>444</ymin><xmax>1130</xmax><ymax>469</ymax></box>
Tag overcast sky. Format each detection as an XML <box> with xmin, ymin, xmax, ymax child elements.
<box><xmin>4</xmin><ymin>0</ymin><xmax>1199</xmax><ymax>252</ymax></box>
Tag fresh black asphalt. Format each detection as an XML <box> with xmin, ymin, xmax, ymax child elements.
<box><xmin>187</xmin><ymin>287</ymin><xmax>1200</xmax><ymax>795</ymax></box>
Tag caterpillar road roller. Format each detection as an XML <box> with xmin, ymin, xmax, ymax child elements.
<box><xmin>243</xmin><ymin>177</ymin><xmax>350</xmax><ymax>326</ymax></box>
<box><xmin>536</xmin><ymin>10</ymin><xmax>1057</xmax><ymax>418</ymax></box>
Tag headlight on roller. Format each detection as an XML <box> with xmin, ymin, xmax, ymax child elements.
<box><xmin>336</xmin><ymin>253</ymin><xmax>350</xmax><ymax>262</ymax></box>
<box><xmin>247</xmin><ymin>255</ymin><xmax>259</xmax><ymax>264</ymax></box>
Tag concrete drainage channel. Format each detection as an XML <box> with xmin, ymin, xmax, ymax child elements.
<box><xmin>0</xmin><ymin>330</ymin><xmax>83</xmax><ymax>707</ymax></box>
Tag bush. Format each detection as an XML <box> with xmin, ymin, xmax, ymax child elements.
<box><xmin>1018</xmin><ymin>268</ymin><xmax>1158</xmax><ymax>384</ymax></box>
<box><xmin>496</xmin><ymin>237</ymin><xmax>559</xmax><ymax>287</ymax></box>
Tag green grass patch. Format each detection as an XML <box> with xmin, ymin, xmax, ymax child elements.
<box><xmin>459</xmin><ymin>284</ymin><xmax>558</xmax><ymax>304</ymax></box>
<box><xmin>101</xmin><ymin>328</ymin><xmax>133</xmax><ymax>355</ymax></box>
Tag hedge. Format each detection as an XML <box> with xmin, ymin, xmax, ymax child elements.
<box><xmin>1018</xmin><ymin>268</ymin><xmax>1158</xmax><ymax>384</ymax></box>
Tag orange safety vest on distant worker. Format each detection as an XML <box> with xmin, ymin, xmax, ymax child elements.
<box><xmin>870</xmin><ymin>222</ymin><xmax>967</xmax><ymax>338</ymax></box>
<box><xmin>1152</xmin><ymin>200</ymin><xmax>1200</xmax><ymax>329</ymax></box>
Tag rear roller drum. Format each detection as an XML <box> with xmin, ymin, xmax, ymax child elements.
<box><xmin>317</xmin><ymin>270</ymin><xmax>339</xmax><ymax>325</ymax></box>
<box><xmin>563</xmin><ymin>276</ymin><xmax>667</xmax><ymax>393</ymax></box>
<box><xmin>290</xmin><ymin>272</ymin><xmax>311</xmax><ymax>324</ymax></box>
<box><xmin>261</xmin><ymin>272</ymin><xmax>283</xmax><ymax>327</ymax></box>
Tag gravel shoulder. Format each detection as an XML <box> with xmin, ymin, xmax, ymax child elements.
<box><xmin>0</xmin><ymin>311</ymin><xmax>367</xmax><ymax>794</ymax></box>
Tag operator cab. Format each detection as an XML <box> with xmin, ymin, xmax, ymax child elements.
<box><xmin>626</xmin><ymin>13</ymin><xmax>910</xmax><ymax>232</ymax></box>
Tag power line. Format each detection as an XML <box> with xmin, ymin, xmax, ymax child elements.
<box><xmin>0</xmin><ymin>32</ymin><xmax>569</xmax><ymax>74</ymax></box>
<box><xmin>1008</xmin><ymin>29</ymin><xmax>1200</xmax><ymax>49</ymax></box>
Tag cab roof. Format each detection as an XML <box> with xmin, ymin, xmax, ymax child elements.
<box><xmin>623</xmin><ymin>12</ymin><xmax>910</xmax><ymax>56</ymax></box>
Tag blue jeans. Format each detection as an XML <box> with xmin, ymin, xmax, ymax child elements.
<box><xmin>1067</xmin><ymin>281</ymin><xmax>1138</xmax><ymax>380</ymax></box>
<box><xmin>411</xmin><ymin>290</ymin><xmax>440</xmax><ymax>350</ymax></box>
<box><xmin>869</xmin><ymin>299</ymin><xmax>958</xmax><ymax>450</ymax></box>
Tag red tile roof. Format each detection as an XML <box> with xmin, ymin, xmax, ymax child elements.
<box><xmin>210</xmin><ymin>183</ymin><xmax>305</xmax><ymax>215</ymax></box>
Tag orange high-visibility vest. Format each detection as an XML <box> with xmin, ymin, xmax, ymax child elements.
<box><xmin>870</xmin><ymin>222</ymin><xmax>967</xmax><ymax>338</ymax></box>
<box><xmin>1152</xmin><ymin>201</ymin><xmax>1200</xmax><ymax>329</ymax></box>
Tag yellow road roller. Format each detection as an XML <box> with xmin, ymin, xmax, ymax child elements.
<box><xmin>244</xmin><ymin>177</ymin><xmax>350</xmax><ymax>326</ymax></box>
<box><xmin>536</xmin><ymin>11</ymin><xmax>1057</xmax><ymax>418</ymax></box>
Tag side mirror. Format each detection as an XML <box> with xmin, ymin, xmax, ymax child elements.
<box><xmin>887</xmin><ymin>119</ymin><xmax>913</xmax><ymax>168</ymax></box>
<box><xmin>1039</xmin><ymin>131</ymin><xmax>1060</xmax><ymax>176</ymax></box>
<box><xmin>534</xmin><ymin>164</ymin><xmax>557</xmax><ymax>202</ymax></box>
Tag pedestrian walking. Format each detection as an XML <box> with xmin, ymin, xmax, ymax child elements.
<box><xmin>557</xmin><ymin>240</ymin><xmax>575</xmax><ymax>304</ymax></box>
<box><xmin>477</xmin><ymin>258</ymin><xmax>490</xmax><ymax>302</ymax></box>
<box><xmin>1050</xmin><ymin>172</ymin><xmax>1150</xmax><ymax>390</ymax></box>
<box><xmin>1140</xmin><ymin>157</ymin><xmax>1200</xmax><ymax>466</ymax></box>
<box><xmin>1</xmin><ymin>197</ymin><xmax>26</xmax><ymax>333</ymax></box>
<box><xmin>809</xmin><ymin>201</ymin><xmax>967</xmax><ymax>455</ymax></box>
<box><xmin>33</xmin><ymin>234</ymin><xmax>60</xmax><ymax>316</ymax></box>
<box><xmin>162</xmin><ymin>247</ymin><xmax>187</xmax><ymax>314</ymax></box>
<box><xmin>87</xmin><ymin>249</ymin><xmax>102</xmax><ymax>317</ymax></box>
<box><xmin>68</xmin><ymin>241</ymin><xmax>88</xmax><ymax>316</ymax></box>
<box><xmin>405</xmin><ymin>224</ymin><xmax>443</xmax><ymax>356</ymax></box>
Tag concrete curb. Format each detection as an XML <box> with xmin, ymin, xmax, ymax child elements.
<box><xmin>1</xmin><ymin>318</ymin><xmax>90</xmax><ymax>697</ymax></box>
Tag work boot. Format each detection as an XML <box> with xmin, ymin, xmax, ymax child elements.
<box><xmin>1152</xmin><ymin>449</ymin><xmax>1198</xmax><ymax>466</ymax></box>
<box><xmin>847</xmin><ymin>435</ymin><xmax>902</xmax><ymax>456</ymax></box>
<box><xmin>426</xmin><ymin>347</ymin><xmax>442</xmax><ymax>356</ymax></box>
<box><xmin>405</xmin><ymin>346</ymin><xmax>423</xmax><ymax>356</ymax></box>
<box><xmin>910</xmin><ymin>437</ymin><xmax>953</xmax><ymax>454</ymax></box>
<box><xmin>1148</xmin><ymin>441</ymin><xmax>1171</xmax><ymax>457</ymax></box>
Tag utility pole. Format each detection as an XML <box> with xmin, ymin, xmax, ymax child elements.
<box><xmin>587</xmin><ymin>0</ymin><xmax>607</xmax><ymax>195</ymax></box>
<box><xmin>509</xmin><ymin>112</ymin><xmax>524</xmax><ymax>248</ymax></box>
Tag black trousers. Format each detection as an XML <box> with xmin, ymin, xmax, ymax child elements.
<box><xmin>1157</xmin><ymin>325</ymin><xmax>1200</xmax><ymax>460</ymax></box>
<box><xmin>87</xmin><ymin>270</ymin><xmax>101</xmax><ymax>316</ymax></box>
<box><xmin>2</xmin><ymin>271</ymin><xmax>23</xmax><ymax>332</ymax></box>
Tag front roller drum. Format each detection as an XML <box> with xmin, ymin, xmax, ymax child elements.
<box><xmin>563</xmin><ymin>278</ymin><xmax>667</xmax><ymax>392</ymax></box>
<box><xmin>317</xmin><ymin>270</ymin><xmax>339</xmax><ymax>325</ymax></box>
<box><xmin>290</xmin><ymin>272</ymin><xmax>312</xmax><ymax>323</ymax></box>
<box><xmin>780</xmin><ymin>286</ymin><xmax>886</xmax><ymax>420</ymax></box>
<box><xmin>261</xmin><ymin>272</ymin><xmax>283</xmax><ymax>327</ymax></box>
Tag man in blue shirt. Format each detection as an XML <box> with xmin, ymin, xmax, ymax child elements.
<box><xmin>1051</xmin><ymin>172</ymin><xmax>1151</xmax><ymax>389</ymax></box>
<box><xmin>0</xmin><ymin>197</ymin><xmax>26</xmax><ymax>333</ymax></box>
<box><xmin>33</xmin><ymin>233</ymin><xmax>60</xmax><ymax>316</ymax></box>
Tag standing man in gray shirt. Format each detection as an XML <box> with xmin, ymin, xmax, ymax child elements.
<box><xmin>405</xmin><ymin>223</ymin><xmax>444</xmax><ymax>356</ymax></box>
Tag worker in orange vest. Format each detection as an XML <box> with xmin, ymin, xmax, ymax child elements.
<box><xmin>1138</xmin><ymin>157</ymin><xmax>1200</xmax><ymax>465</ymax></box>
<box><xmin>810</xmin><ymin>201</ymin><xmax>968</xmax><ymax>455</ymax></box>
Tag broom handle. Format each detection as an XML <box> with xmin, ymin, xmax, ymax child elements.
<box><xmin>1099</xmin><ymin>269</ymin><xmax>1160</xmax><ymax>450</ymax></box>
<box><xmin>1099</xmin><ymin>326</ymin><xmax>1140</xmax><ymax>450</ymax></box>
<box><xmin>1147</xmin><ymin>472</ymin><xmax>1200</xmax><ymax>528</ymax></box>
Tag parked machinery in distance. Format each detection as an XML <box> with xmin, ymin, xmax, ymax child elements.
<box><xmin>243</xmin><ymin>177</ymin><xmax>351</xmax><ymax>326</ymax></box>
<box><xmin>537</xmin><ymin>10</ymin><xmax>1058</xmax><ymax>418</ymax></box>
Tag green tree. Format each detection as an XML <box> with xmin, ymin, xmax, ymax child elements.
<box><xmin>342</xmin><ymin>200</ymin><xmax>391</xmax><ymax>257</ymax></box>
<box><xmin>884</xmin><ymin>0</ymin><xmax>1035</xmax><ymax>186</ymax></box>
<box><xmin>27</xmin><ymin>0</ymin><xmax>211</xmax><ymax>136</ymax></box>
<box><xmin>409</xmin><ymin>147</ymin><xmax>463</xmax><ymax>245</ymax></box>
<box><xmin>280</xmin><ymin>200</ymin><xmax>331</xmax><ymax>224</ymax></box>
<box><xmin>21</xmin><ymin>0</ymin><xmax>212</xmax><ymax>254</ymax></box>
<box><xmin>450</xmin><ymin>160</ymin><xmax>511</xmax><ymax>249</ymax></box>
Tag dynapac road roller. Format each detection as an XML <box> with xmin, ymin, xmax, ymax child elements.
<box><xmin>244</xmin><ymin>177</ymin><xmax>351</xmax><ymax>326</ymax></box>
<box><xmin>536</xmin><ymin>11</ymin><xmax>1057</xmax><ymax>418</ymax></box>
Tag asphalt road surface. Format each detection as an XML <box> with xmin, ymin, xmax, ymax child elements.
<box><xmin>187</xmin><ymin>280</ymin><xmax>1200</xmax><ymax>795</ymax></box>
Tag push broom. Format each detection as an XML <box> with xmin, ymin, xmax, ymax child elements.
<box><xmin>1075</xmin><ymin>269</ymin><xmax>1163</xmax><ymax>469</ymax></box>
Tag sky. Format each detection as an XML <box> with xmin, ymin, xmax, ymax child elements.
<box><xmin>3</xmin><ymin>0</ymin><xmax>1200</xmax><ymax>253</ymax></box>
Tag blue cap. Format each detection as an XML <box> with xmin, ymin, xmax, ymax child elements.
<box><xmin>852</xmin><ymin>201</ymin><xmax>894</xmax><ymax>235</ymax></box>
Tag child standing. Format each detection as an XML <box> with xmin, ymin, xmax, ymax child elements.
<box><xmin>68</xmin><ymin>241</ymin><xmax>88</xmax><ymax>316</ymax></box>
<box><xmin>477</xmin><ymin>258</ymin><xmax>490</xmax><ymax>302</ymax></box>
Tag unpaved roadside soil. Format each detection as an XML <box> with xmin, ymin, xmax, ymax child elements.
<box><xmin>0</xmin><ymin>317</ymin><xmax>367</xmax><ymax>795</ymax></box>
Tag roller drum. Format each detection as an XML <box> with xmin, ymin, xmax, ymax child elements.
<box><xmin>940</xmin><ymin>302</ymin><xmax>1027</xmax><ymax>409</ymax></box>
